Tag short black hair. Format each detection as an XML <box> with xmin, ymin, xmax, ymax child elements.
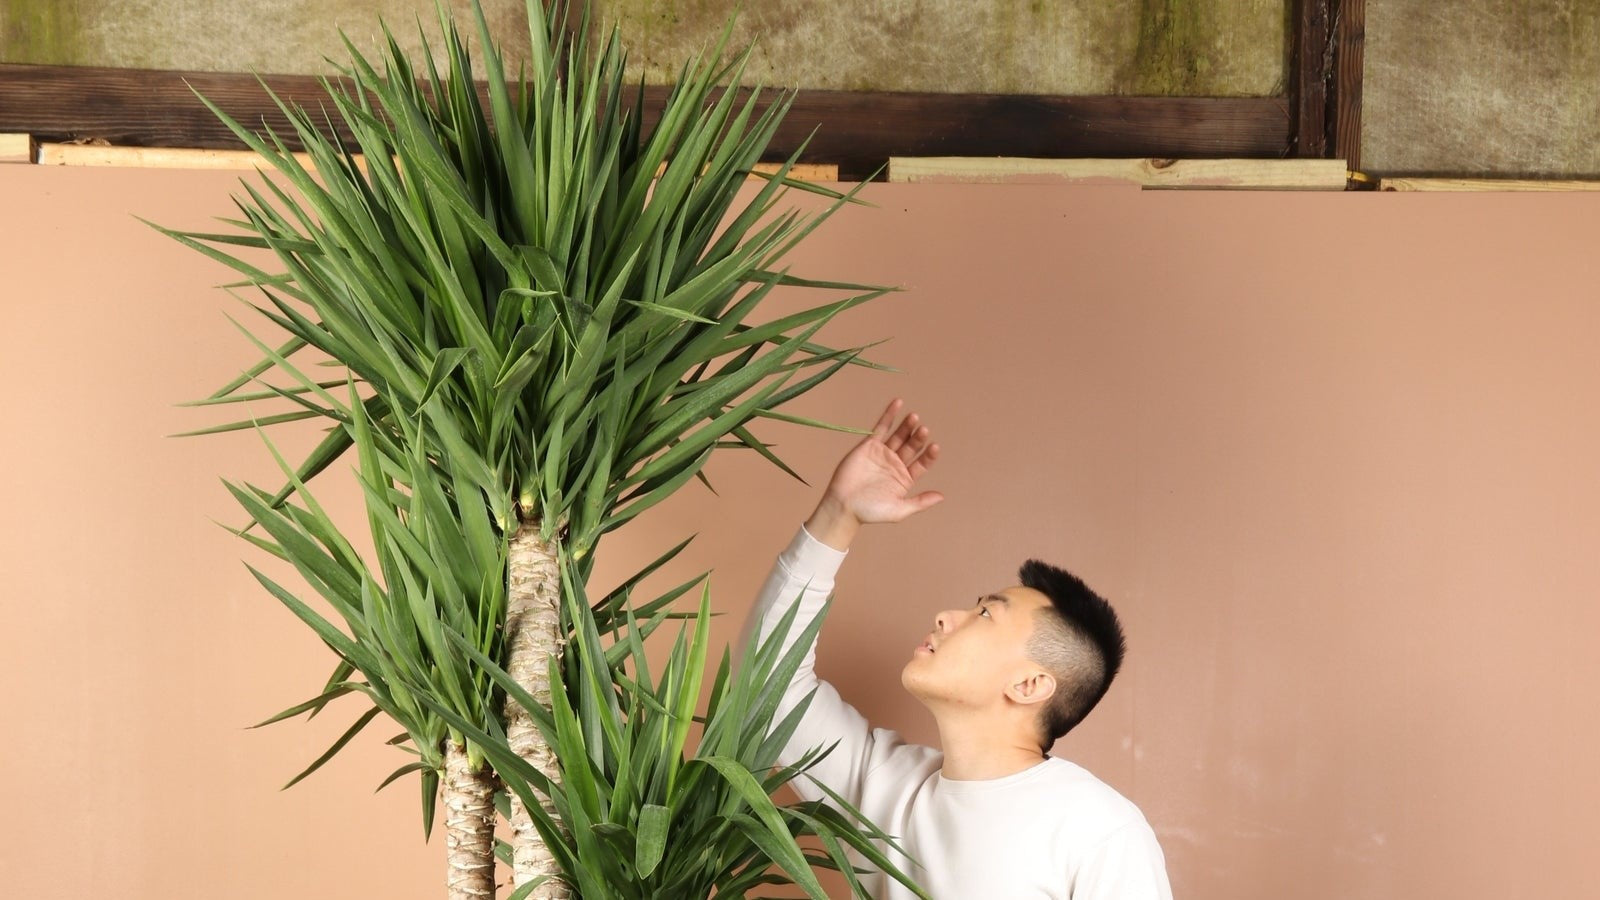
<box><xmin>1018</xmin><ymin>559</ymin><xmax>1126</xmax><ymax>751</ymax></box>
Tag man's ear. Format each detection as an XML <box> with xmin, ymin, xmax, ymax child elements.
<box><xmin>1005</xmin><ymin>669</ymin><xmax>1056</xmax><ymax>707</ymax></box>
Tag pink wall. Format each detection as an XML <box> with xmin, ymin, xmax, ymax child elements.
<box><xmin>2</xmin><ymin>164</ymin><xmax>1597</xmax><ymax>899</ymax></box>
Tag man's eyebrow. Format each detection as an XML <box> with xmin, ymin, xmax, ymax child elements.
<box><xmin>976</xmin><ymin>593</ymin><xmax>1010</xmax><ymax>610</ymax></box>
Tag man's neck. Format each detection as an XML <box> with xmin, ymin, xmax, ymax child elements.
<box><xmin>933</xmin><ymin>711</ymin><xmax>1049</xmax><ymax>781</ymax></box>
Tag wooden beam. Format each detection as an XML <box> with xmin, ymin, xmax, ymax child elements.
<box><xmin>1291</xmin><ymin>0</ymin><xmax>1332</xmax><ymax>158</ymax></box>
<box><xmin>0</xmin><ymin>133</ymin><xmax>35</xmax><ymax>163</ymax></box>
<box><xmin>0</xmin><ymin>63</ymin><xmax>1291</xmax><ymax>182</ymax></box>
<box><xmin>890</xmin><ymin>157</ymin><xmax>1350</xmax><ymax>190</ymax></box>
<box><xmin>1290</xmin><ymin>0</ymin><xmax>1365</xmax><ymax>184</ymax></box>
<box><xmin>1330</xmin><ymin>0</ymin><xmax>1367</xmax><ymax>171</ymax></box>
<box><xmin>786</xmin><ymin>93</ymin><xmax>1290</xmax><ymax>181</ymax></box>
<box><xmin>1380</xmin><ymin>178</ymin><xmax>1600</xmax><ymax>192</ymax></box>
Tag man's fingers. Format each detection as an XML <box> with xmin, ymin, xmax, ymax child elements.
<box><xmin>886</xmin><ymin>411</ymin><xmax>921</xmax><ymax>454</ymax></box>
<box><xmin>907</xmin><ymin>442</ymin><xmax>940</xmax><ymax>479</ymax></box>
<box><xmin>896</xmin><ymin>423</ymin><xmax>932</xmax><ymax>466</ymax></box>
<box><xmin>870</xmin><ymin>398</ymin><xmax>902</xmax><ymax>441</ymax></box>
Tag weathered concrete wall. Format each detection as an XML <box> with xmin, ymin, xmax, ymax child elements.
<box><xmin>1364</xmin><ymin>0</ymin><xmax>1600</xmax><ymax>176</ymax></box>
<box><xmin>0</xmin><ymin>0</ymin><xmax>1289</xmax><ymax>96</ymax></box>
<box><xmin>0</xmin><ymin>0</ymin><xmax>533</xmax><ymax>77</ymax></box>
<box><xmin>591</xmin><ymin>0</ymin><xmax>1287</xmax><ymax>95</ymax></box>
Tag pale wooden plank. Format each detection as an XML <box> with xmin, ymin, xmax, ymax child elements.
<box><xmin>38</xmin><ymin>143</ymin><xmax>337</xmax><ymax>170</ymax></box>
<box><xmin>1380</xmin><ymin>177</ymin><xmax>1600</xmax><ymax>192</ymax></box>
<box><xmin>653</xmin><ymin>161</ymin><xmax>839</xmax><ymax>181</ymax></box>
<box><xmin>745</xmin><ymin>162</ymin><xmax>838</xmax><ymax>181</ymax></box>
<box><xmin>1</xmin><ymin>133</ymin><xmax>35</xmax><ymax>163</ymax></box>
<box><xmin>889</xmin><ymin>156</ymin><xmax>1350</xmax><ymax>190</ymax></box>
<box><xmin>36</xmin><ymin>141</ymin><xmax>837</xmax><ymax>181</ymax></box>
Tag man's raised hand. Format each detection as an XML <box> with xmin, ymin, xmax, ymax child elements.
<box><xmin>804</xmin><ymin>398</ymin><xmax>945</xmax><ymax>550</ymax></box>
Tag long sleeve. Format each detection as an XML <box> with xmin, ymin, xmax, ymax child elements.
<box><xmin>736</xmin><ymin>522</ymin><xmax>915</xmax><ymax>811</ymax></box>
<box><xmin>1068</xmin><ymin>819</ymin><xmax>1174</xmax><ymax>900</ymax></box>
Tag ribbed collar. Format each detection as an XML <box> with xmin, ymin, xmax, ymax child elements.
<box><xmin>933</xmin><ymin>756</ymin><xmax>1065</xmax><ymax>795</ymax></box>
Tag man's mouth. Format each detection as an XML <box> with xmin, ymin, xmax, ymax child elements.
<box><xmin>916</xmin><ymin>638</ymin><xmax>936</xmax><ymax>654</ymax></box>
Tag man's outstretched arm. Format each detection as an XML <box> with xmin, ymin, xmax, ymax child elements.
<box><xmin>736</xmin><ymin>398</ymin><xmax>945</xmax><ymax>810</ymax></box>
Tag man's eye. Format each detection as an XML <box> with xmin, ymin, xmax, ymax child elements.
<box><xmin>979</xmin><ymin>606</ymin><xmax>991</xmax><ymax>618</ymax></box>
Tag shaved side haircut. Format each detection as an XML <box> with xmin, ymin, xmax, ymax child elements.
<box><xmin>1018</xmin><ymin>560</ymin><xmax>1127</xmax><ymax>751</ymax></box>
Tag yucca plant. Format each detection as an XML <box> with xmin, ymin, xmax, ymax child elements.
<box><xmin>214</xmin><ymin>388</ymin><xmax>929</xmax><ymax>898</ymax></box>
<box><xmin>157</xmin><ymin>0</ymin><xmax>911</xmax><ymax>896</ymax></box>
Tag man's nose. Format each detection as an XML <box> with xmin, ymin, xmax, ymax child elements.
<box><xmin>934</xmin><ymin>609</ymin><xmax>955</xmax><ymax>632</ymax></box>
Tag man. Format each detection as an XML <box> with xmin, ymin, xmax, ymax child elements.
<box><xmin>739</xmin><ymin>398</ymin><xmax>1172</xmax><ymax>899</ymax></box>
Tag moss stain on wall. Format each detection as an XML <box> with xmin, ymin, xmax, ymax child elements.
<box><xmin>596</xmin><ymin>0</ymin><xmax>1283</xmax><ymax>96</ymax></box>
<box><xmin>1121</xmin><ymin>0</ymin><xmax>1207</xmax><ymax>95</ymax></box>
<box><xmin>1</xmin><ymin>2</ymin><xmax>533</xmax><ymax>81</ymax></box>
<box><xmin>1</xmin><ymin>0</ymin><xmax>1287</xmax><ymax>98</ymax></box>
<box><xmin>0</xmin><ymin>0</ymin><xmax>88</xmax><ymax>66</ymax></box>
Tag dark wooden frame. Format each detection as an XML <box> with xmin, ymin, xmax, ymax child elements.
<box><xmin>1292</xmin><ymin>0</ymin><xmax>1366</xmax><ymax>169</ymax></box>
<box><xmin>0</xmin><ymin>1</ymin><xmax>1364</xmax><ymax>181</ymax></box>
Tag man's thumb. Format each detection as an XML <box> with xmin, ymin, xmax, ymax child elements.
<box><xmin>913</xmin><ymin>491</ymin><xmax>945</xmax><ymax>511</ymax></box>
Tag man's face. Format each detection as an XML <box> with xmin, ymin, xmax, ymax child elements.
<box><xmin>901</xmin><ymin>586</ymin><xmax>1054</xmax><ymax>711</ymax></box>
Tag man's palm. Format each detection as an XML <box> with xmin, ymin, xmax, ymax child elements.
<box><xmin>824</xmin><ymin>398</ymin><xmax>944</xmax><ymax>524</ymax></box>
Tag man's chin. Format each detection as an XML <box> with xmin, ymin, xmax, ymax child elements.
<box><xmin>899</xmin><ymin>662</ymin><xmax>928</xmax><ymax>699</ymax></box>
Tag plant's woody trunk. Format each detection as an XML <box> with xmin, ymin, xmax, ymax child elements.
<box><xmin>504</xmin><ymin>518</ymin><xmax>570</xmax><ymax>897</ymax></box>
<box><xmin>444</xmin><ymin>739</ymin><xmax>496</xmax><ymax>900</ymax></box>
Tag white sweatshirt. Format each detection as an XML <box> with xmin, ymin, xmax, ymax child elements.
<box><xmin>738</xmin><ymin>523</ymin><xmax>1174</xmax><ymax>900</ymax></box>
